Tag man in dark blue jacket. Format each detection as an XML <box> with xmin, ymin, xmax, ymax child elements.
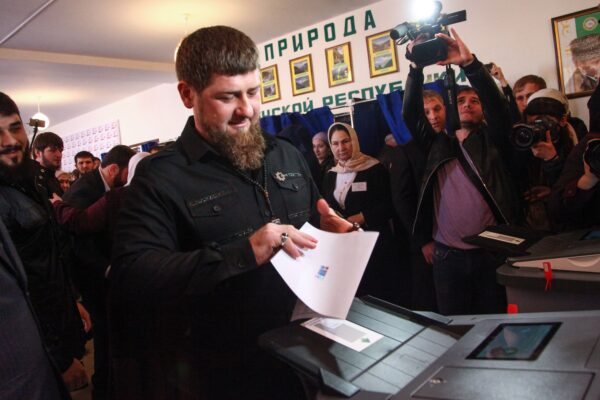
<box><xmin>0</xmin><ymin>217</ymin><xmax>70</xmax><ymax>400</ymax></box>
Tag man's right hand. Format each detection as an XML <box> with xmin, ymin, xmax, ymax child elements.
<box><xmin>249</xmin><ymin>223</ymin><xmax>317</xmax><ymax>266</ymax></box>
<box><xmin>317</xmin><ymin>198</ymin><xmax>354</xmax><ymax>233</ymax></box>
<box><xmin>62</xmin><ymin>358</ymin><xmax>88</xmax><ymax>391</ymax></box>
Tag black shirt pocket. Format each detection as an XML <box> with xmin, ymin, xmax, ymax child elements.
<box><xmin>185</xmin><ymin>188</ymin><xmax>252</xmax><ymax>244</ymax></box>
<box><xmin>271</xmin><ymin>173</ymin><xmax>311</xmax><ymax>227</ymax></box>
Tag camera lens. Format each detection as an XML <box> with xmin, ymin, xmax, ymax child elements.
<box><xmin>511</xmin><ymin>124</ymin><xmax>535</xmax><ymax>149</ymax></box>
<box><xmin>585</xmin><ymin>139</ymin><xmax>600</xmax><ymax>177</ymax></box>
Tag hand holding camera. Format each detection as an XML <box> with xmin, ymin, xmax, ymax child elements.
<box><xmin>434</xmin><ymin>28</ymin><xmax>474</xmax><ymax>67</ymax></box>
<box><xmin>486</xmin><ymin>62</ymin><xmax>508</xmax><ymax>87</ymax></box>
<box><xmin>391</xmin><ymin>1</ymin><xmax>466</xmax><ymax>68</ymax></box>
<box><xmin>531</xmin><ymin>130</ymin><xmax>558</xmax><ymax>161</ymax></box>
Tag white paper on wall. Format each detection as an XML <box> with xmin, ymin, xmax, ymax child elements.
<box><xmin>62</xmin><ymin>120</ymin><xmax>121</xmax><ymax>173</ymax></box>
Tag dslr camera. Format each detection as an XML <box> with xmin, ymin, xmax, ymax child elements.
<box><xmin>585</xmin><ymin>138</ymin><xmax>600</xmax><ymax>177</ymax></box>
<box><xmin>510</xmin><ymin>117</ymin><xmax>561</xmax><ymax>150</ymax></box>
<box><xmin>390</xmin><ymin>1</ymin><xmax>466</xmax><ymax>67</ymax></box>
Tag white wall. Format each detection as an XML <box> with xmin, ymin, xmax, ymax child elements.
<box><xmin>52</xmin><ymin>83</ymin><xmax>189</xmax><ymax>145</ymax></box>
<box><xmin>52</xmin><ymin>0</ymin><xmax>598</xmax><ymax>144</ymax></box>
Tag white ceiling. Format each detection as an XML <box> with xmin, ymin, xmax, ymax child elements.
<box><xmin>1</xmin><ymin>0</ymin><xmax>381</xmax><ymax>129</ymax></box>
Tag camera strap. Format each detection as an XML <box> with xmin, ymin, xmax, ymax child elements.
<box><xmin>456</xmin><ymin>144</ymin><xmax>506</xmax><ymax>224</ymax></box>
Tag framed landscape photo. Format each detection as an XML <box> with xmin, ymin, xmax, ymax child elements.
<box><xmin>289</xmin><ymin>55</ymin><xmax>315</xmax><ymax>96</ymax></box>
<box><xmin>366</xmin><ymin>30</ymin><xmax>398</xmax><ymax>77</ymax></box>
<box><xmin>260</xmin><ymin>65</ymin><xmax>281</xmax><ymax>103</ymax></box>
<box><xmin>325</xmin><ymin>42</ymin><xmax>354</xmax><ymax>87</ymax></box>
<box><xmin>552</xmin><ymin>7</ymin><xmax>600</xmax><ymax>98</ymax></box>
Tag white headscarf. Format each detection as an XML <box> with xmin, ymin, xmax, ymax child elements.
<box><xmin>125</xmin><ymin>152</ymin><xmax>150</xmax><ymax>186</ymax></box>
<box><xmin>328</xmin><ymin>122</ymin><xmax>379</xmax><ymax>173</ymax></box>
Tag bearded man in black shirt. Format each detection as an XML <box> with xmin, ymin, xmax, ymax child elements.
<box><xmin>110</xmin><ymin>26</ymin><xmax>350</xmax><ymax>400</ymax></box>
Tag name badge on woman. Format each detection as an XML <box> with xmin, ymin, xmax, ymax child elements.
<box><xmin>351</xmin><ymin>182</ymin><xmax>367</xmax><ymax>192</ymax></box>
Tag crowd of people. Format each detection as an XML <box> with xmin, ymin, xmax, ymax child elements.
<box><xmin>0</xmin><ymin>24</ymin><xmax>598</xmax><ymax>400</ymax></box>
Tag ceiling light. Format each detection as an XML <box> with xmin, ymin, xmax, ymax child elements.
<box><xmin>30</xmin><ymin>97</ymin><xmax>49</xmax><ymax>131</ymax></box>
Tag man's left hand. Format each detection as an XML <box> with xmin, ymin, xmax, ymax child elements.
<box><xmin>317</xmin><ymin>198</ymin><xmax>354</xmax><ymax>233</ymax></box>
<box><xmin>434</xmin><ymin>28</ymin><xmax>474</xmax><ymax>67</ymax></box>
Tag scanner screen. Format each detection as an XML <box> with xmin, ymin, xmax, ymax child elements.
<box><xmin>467</xmin><ymin>323</ymin><xmax>560</xmax><ymax>361</ymax></box>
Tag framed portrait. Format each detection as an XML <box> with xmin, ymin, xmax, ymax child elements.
<box><xmin>366</xmin><ymin>30</ymin><xmax>399</xmax><ymax>78</ymax></box>
<box><xmin>260</xmin><ymin>65</ymin><xmax>281</xmax><ymax>103</ymax></box>
<box><xmin>289</xmin><ymin>55</ymin><xmax>315</xmax><ymax>96</ymax></box>
<box><xmin>552</xmin><ymin>7</ymin><xmax>600</xmax><ymax>98</ymax></box>
<box><xmin>325</xmin><ymin>42</ymin><xmax>354</xmax><ymax>87</ymax></box>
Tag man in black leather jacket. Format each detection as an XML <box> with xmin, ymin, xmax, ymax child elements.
<box><xmin>402</xmin><ymin>29</ymin><xmax>519</xmax><ymax>315</ymax></box>
<box><xmin>0</xmin><ymin>92</ymin><xmax>87</xmax><ymax>391</ymax></box>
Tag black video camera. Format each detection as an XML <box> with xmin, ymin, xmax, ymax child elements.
<box><xmin>510</xmin><ymin>117</ymin><xmax>561</xmax><ymax>150</ymax></box>
<box><xmin>389</xmin><ymin>1</ymin><xmax>466</xmax><ymax>67</ymax></box>
<box><xmin>585</xmin><ymin>138</ymin><xmax>600</xmax><ymax>177</ymax></box>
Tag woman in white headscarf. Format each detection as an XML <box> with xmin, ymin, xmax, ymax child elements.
<box><xmin>321</xmin><ymin>123</ymin><xmax>401</xmax><ymax>303</ymax></box>
<box><xmin>321</xmin><ymin>123</ymin><xmax>390</xmax><ymax>227</ymax></box>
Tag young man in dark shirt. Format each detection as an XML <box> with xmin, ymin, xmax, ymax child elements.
<box><xmin>402</xmin><ymin>29</ymin><xmax>518</xmax><ymax>316</ymax></box>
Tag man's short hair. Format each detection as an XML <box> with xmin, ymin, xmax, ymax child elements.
<box><xmin>0</xmin><ymin>92</ymin><xmax>20</xmax><ymax>118</ymax></box>
<box><xmin>570</xmin><ymin>34</ymin><xmax>600</xmax><ymax>63</ymax></box>
<box><xmin>423</xmin><ymin>90</ymin><xmax>444</xmax><ymax>104</ymax></box>
<box><xmin>74</xmin><ymin>150</ymin><xmax>94</xmax><ymax>164</ymax></box>
<box><xmin>101</xmin><ymin>145</ymin><xmax>136</xmax><ymax>168</ymax></box>
<box><xmin>513</xmin><ymin>75</ymin><xmax>547</xmax><ymax>93</ymax></box>
<box><xmin>32</xmin><ymin>132</ymin><xmax>63</xmax><ymax>153</ymax></box>
<box><xmin>457</xmin><ymin>85</ymin><xmax>479</xmax><ymax>97</ymax></box>
<box><xmin>175</xmin><ymin>25</ymin><xmax>259</xmax><ymax>93</ymax></box>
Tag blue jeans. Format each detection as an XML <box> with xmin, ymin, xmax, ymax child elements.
<box><xmin>432</xmin><ymin>241</ymin><xmax>507</xmax><ymax>316</ymax></box>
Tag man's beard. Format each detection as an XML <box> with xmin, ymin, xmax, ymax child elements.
<box><xmin>0</xmin><ymin>145</ymin><xmax>30</xmax><ymax>182</ymax></box>
<box><xmin>207</xmin><ymin>122</ymin><xmax>266</xmax><ymax>171</ymax></box>
<box><xmin>41</xmin><ymin>153</ymin><xmax>60</xmax><ymax>171</ymax></box>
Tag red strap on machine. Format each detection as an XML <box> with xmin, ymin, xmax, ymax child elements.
<box><xmin>543</xmin><ymin>261</ymin><xmax>552</xmax><ymax>291</ymax></box>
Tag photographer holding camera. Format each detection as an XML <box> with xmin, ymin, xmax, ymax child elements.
<box><xmin>516</xmin><ymin>88</ymin><xmax>577</xmax><ymax>232</ymax></box>
<box><xmin>402</xmin><ymin>28</ymin><xmax>519</xmax><ymax>315</ymax></box>
<box><xmin>549</xmin><ymin>84</ymin><xmax>600</xmax><ymax>230</ymax></box>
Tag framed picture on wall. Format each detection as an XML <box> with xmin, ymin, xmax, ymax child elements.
<box><xmin>289</xmin><ymin>55</ymin><xmax>315</xmax><ymax>96</ymax></box>
<box><xmin>366</xmin><ymin>30</ymin><xmax>398</xmax><ymax>78</ymax></box>
<box><xmin>325</xmin><ymin>42</ymin><xmax>354</xmax><ymax>87</ymax></box>
<box><xmin>552</xmin><ymin>6</ymin><xmax>600</xmax><ymax>98</ymax></box>
<box><xmin>260</xmin><ymin>65</ymin><xmax>281</xmax><ymax>103</ymax></box>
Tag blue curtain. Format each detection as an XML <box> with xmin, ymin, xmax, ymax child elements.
<box><xmin>260</xmin><ymin>106</ymin><xmax>334</xmax><ymax>137</ymax></box>
<box><xmin>352</xmin><ymin>100</ymin><xmax>390</xmax><ymax>157</ymax></box>
<box><xmin>377</xmin><ymin>80</ymin><xmax>444</xmax><ymax>144</ymax></box>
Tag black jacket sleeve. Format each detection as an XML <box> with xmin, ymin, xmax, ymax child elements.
<box><xmin>502</xmin><ymin>84</ymin><xmax>522</xmax><ymax>124</ymax></box>
<box><xmin>389</xmin><ymin>145</ymin><xmax>432</xmax><ymax>250</ymax></box>
<box><xmin>462</xmin><ymin>57</ymin><xmax>513</xmax><ymax>157</ymax></box>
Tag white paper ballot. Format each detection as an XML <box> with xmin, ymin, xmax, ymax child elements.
<box><xmin>271</xmin><ymin>222</ymin><xmax>378</xmax><ymax>319</ymax></box>
<box><xmin>302</xmin><ymin>317</ymin><xmax>383</xmax><ymax>352</ymax></box>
